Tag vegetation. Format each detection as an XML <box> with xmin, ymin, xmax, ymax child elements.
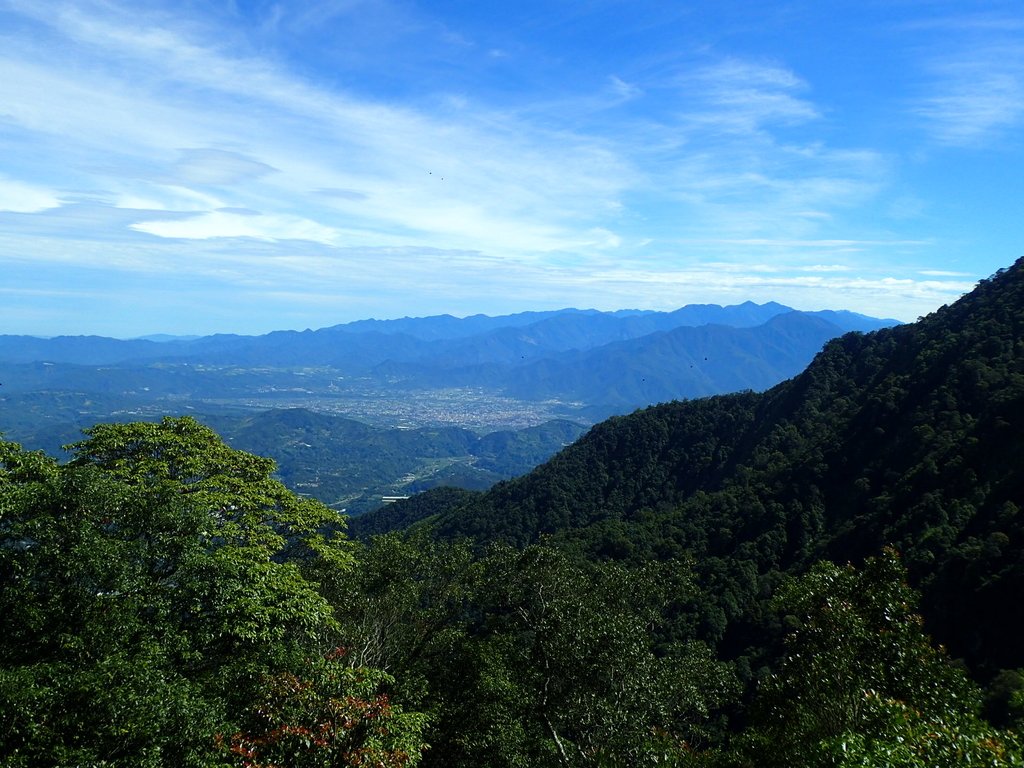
<box><xmin>362</xmin><ymin>259</ymin><xmax>1024</xmax><ymax>674</ymax></box>
<box><xmin>0</xmin><ymin>418</ymin><xmax>426</xmax><ymax>767</ymax></box>
<box><xmin>210</xmin><ymin>408</ymin><xmax>587</xmax><ymax>514</ymax></box>
<box><xmin>3</xmin><ymin>260</ymin><xmax>1024</xmax><ymax>765</ymax></box>
<box><xmin>728</xmin><ymin>551</ymin><xmax>1020</xmax><ymax>767</ymax></box>
<box><xmin>0</xmin><ymin>399</ymin><xmax>586</xmax><ymax>514</ymax></box>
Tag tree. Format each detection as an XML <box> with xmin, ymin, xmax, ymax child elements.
<box><xmin>330</xmin><ymin>531</ymin><xmax>480</xmax><ymax>696</ymax></box>
<box><xmin>220</xmin><ymin>648</ymin><xmax>428</xmax><ymax>768</ymax></box>
<box><xmin>736</xmin><ymin>550</ymin><xmax>1022</xmax><ymax>767</ymax></box>
<box><xmin>0</xmin><ymin>418</ymin><xmax>427</xmax><ymax>766</ymax></box>
<box><xmin>452</xmin><ymin>545</ymin><xmax>737</xmax><ymax>767</ymax></box>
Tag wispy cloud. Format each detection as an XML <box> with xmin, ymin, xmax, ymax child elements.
<box><xmin>919</xmin><ymin>269</ymin><xmax>973</xmax><ymax>278</ymax></box>
<box><xmin>571</xmin><ymin>265</ymin><xmax>974</xmax><ymax>321</ymax></box>
<box><xmin>913</xmin><ymin>14</ymin><xmax>1024</xmax><ymax>146</ymax></box>
<box><xmin>679</xmin><ymin>238</ymin><xmax>928</xmax><ymax>250</ymax></box>
<box><xmin>0</xmin><ymin>176</ymin><xmax>63</xmax><ymax>212</ymax></box>
<box><xmin>0</xmin><ymin>0</ymin><xmax>1011</xmax><ymax>335</ymax></box>
<box><xmin>682</xmin><ymin>58</ymin><xmax>820</xmax><ymax>133</ymax></box>
<box><xmin>1</xmin><ymin>0</ymin><xmax>631</xmax><ymax>254</ymax></box>
<box><xmin>173</xmin><ymin>149</ymin><xmax>278</xmax><ymax>186</ymax></box>
<box><xmin>919</xmin><ymin>56</ymin><xmax>1024</xmax><ymax>146</ymax></box>
<box><xmin>608</xmin><ymin>75</ymin><xmax>643</xmax><ymax>103</ymax></box>
<box><xmin>130</xmin><ymin>210</ymin><xmax>341</xmax><ymax>243</ymax></box>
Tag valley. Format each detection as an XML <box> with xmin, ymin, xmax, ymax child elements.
<box><xmin>0</xmin><ymin>301</ymin><xmax>889</xmax><ymax>514</ymax></box>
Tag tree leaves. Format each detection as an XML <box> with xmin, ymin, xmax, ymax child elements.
<box><xmin>0</xmin><ymin>423</ymin><xmax>423</xmax><ymax>766</ymax></box>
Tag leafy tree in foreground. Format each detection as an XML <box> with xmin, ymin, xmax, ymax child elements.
<box><xmin>331</xmin><ymin>532</ymin><xmax>739</xmax><ymax>768</ymax></box>
<box><xmin>0</xmin><ymin>418</ymin><xmax>427</xmax><ymax>767</ymax></box>
<box><xmin>329</xmin><ymin>530</ymin><xmax>481</xmax><ymax>700</ymax></box>
<box><xmin>451</xmin><ymin>545</ymin><xmax>737</xmax><ymax>767</ymax></box>
<box><xmin>724</xmin><ymin>551</ymin><xmax>1022</xmax><ymax>767</ymax></box>
<box><xmin>220</xmin><ymin>648</ymin><xmax>428</xmax><ymax>768</ymax></box>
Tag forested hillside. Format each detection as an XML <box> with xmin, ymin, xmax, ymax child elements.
<box><xmin>367</xmin><ymin>259</ymin><xmax>1024</xmax><ymax>673</ymax></box>
<box><xmin>210</xmin><ymin>408</ymin><xmax>587</xmax><ymax>514</ymax></box>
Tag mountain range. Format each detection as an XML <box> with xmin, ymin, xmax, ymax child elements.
<box><xmin>1</xmin><ymin>299</ymin><xmax>897</xmax><ymax>510</ymax></box>
<box><xmin>0</xmin><ymin>300</ymin><xmax>896</xmax><ymax>407</ymax></box>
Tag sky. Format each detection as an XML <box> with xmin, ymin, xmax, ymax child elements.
<box><xmin>1</xmin><ymin>0</ymin><xmax>1023</xmax><ymax>337</ymax></box>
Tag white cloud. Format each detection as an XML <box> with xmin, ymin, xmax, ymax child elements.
<box><xmin>919</xmin><ymin>269</ymin><xmax>973</xmax><ymax>277</ymax></box>
<box><xmin>0</xmin><ymin>3</ymin><xmax>637</xmax><ymax>261</ymax></box>
<box><xmin>131</xmin><ymin>210</ymin><xmax>341</xmax><ymax>243</ymax></box>
<box><xmin>919</xmin><ymin>63</ymin><xmax>1024</xmax><ymax>145</ymax></box>
<box><xmin>682</xmin><ymin>59</ymin><xmax>820</xmax><ymax>133</ymax></box>
<box><xmin>797</xmin><ymin>264</ymin><xmax>854</xmax><ymax>273</ymax></box>
<box><xmin>683</xmin><ymin>238</ymin><xmax>927</xmax><ymax>249</ymax></box>
<box><xmin>316</xmin><ymin>188</ymin><xmax>369</xmax><ymax>201</ymax></box>
<box><xmin>114</xmin><ymin>185</ymin><xmax>224</xmax><ymax>212</ymax></box>
<box><xmin>608</xmin><ymin>75</ymin><xmax>642</xmax><ymax>101</ymax></box>
<box><xmin>173</xmin><ymin>148</ymin><xmax>278</xmax><ymax>185</ymax></box>
<box><xmin>568</xmin><ymin>265</ymin><xmax>975</xmax><ymax>321</ymax></box>
<box><xmin>0</xmin><ymin>177</ymin><xmax>62</xmax><ymax>212</ymax></box>
<box><xmin>0</xmin><ymin>0</ymin><xmax>1007</xmax><ymax>336</ymax></box>
<box><xmin>0</xmin><ymin>1</ymin><xmax>887</xmax><ymax>268</ymax></box>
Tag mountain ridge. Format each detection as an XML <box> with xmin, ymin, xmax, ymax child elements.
<box><xmin>0</xmin><ymin>300</ymin><xmax>898</xmax><ymax>366</ymax></box>
<box><xmin>360</xmin><ymin>260</ymin><xmax>1024</xmax><ymax>671</ymax></box>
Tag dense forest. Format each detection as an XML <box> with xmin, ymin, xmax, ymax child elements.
<box><xmin>3</xmin><ymin>260</ymin><xmax>1024</xmax><ymax>766</ymax></box>
<box><xmin>364</xmin><ymin>256</ymin><xmax>1024</xmax><ymax>673</ymax></box>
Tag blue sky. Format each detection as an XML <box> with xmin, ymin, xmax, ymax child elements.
<box><xmin>1</xmin><ymin>0</ymin><xmax>1022</xmax><ymax>337</ymax></box>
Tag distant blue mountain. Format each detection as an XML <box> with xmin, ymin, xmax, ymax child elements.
<box><xmin>0</xmin><ymin>335</ymin><xmax>171</xmax><ymax>365</ymax></box>
<box><xmin>0</xmin><ymin>301</ymin><xmax>902</xmax><ymax>509</ymax></box>
<box><xmin>0</xmin><ymin>302</ymin><xmax>899</xmax><ymax>411</ymax></box>
<box><xmin>133</xmin><ymin>334</ymin><xmax>203</xmax><ymax>343</ymax></box>
<box><xmin>0</xmin><ymin>301</ymin><xmax>897</xmax><ymax>368</ymax></box>
<box><xmin>331</xmin><ymin>309</ymin><xmax>599</xmax><ymax>341</ymax></box>
<box><xmin>502</xmin><ymin>311</ymin><xmax>856</xmax><ymax>407</ymax></box>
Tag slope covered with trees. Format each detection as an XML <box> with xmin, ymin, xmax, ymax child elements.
<box><xmin>368</xmin><ymin>259</ymin><xmax>1024</xmax><ymax>673</ymax></box>
<box><xmin>210</xmin><ymin>408</ymin><xmax>587</xmax><ymax>513</ymax></box>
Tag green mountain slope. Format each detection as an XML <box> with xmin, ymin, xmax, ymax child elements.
<box><xmin>205</xmin><ymin>408</ymin><xmax>587</xmax><ymax>514</ymax></box>
<box><xmin>366</xmin><ymin>260</ymin><xmax>1024</xmax><ymax>671</ymax></box>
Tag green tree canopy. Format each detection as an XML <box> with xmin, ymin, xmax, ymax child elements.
<box><xmin>734</xmin><ymin>551</ymin><xmax>1022</xmax><ymax>767</ymax></box>
<box><xmin>0</xmin><ymin>419</ymin><xmax>426</xmax><ymax>767</ymax></box>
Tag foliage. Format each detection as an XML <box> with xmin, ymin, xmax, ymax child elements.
<box><xmin>362</xmin><ymin>259</ymin><xmax>1024</xmax><ymax>678</ymax></box>
<box><xmin>458</xmin><ymin>545</ymin><xmax>738</xmax><ymax>767</ymax></box>
<box><xmin>331</xmin><ymin>530</ymin><xmax>481</xmax><ymax>699</ymax></box>
<box><xmin>348</xmin><ymin>486</ymin><xmax>480</xmax><ymax>540</ymax></box>
<box><xmin>5</xmin><ymin>260</ymin><xmax>1024</xmax><ymax>766</ymax></box>
<box><xmin>313</xmin><ymin>529</ymin><xmax>741</xmax><ymax>768</ymax></box>
<box><xmin>0</xmin><ymin>418</ymin><xmax>426</xmax><ymax>766</ymax></box>
<box><xmin>213</xmin><ymin>410</ymin><xmax>585</xmax><ymax>514</ymax></box>
<box><xmin>219</xmin><ymin>649</ymin><xmax>428</xmax><ymax>768</ymax></box>
<box><xmin>347</xmin><ymin>261</ymin><xmax>1024</xmax><ymax>763</ymax></box>
<box><xmin>730</xmin><ymin>551</ymin><xmax>1022</xmax><ymax>767</ymax></box>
